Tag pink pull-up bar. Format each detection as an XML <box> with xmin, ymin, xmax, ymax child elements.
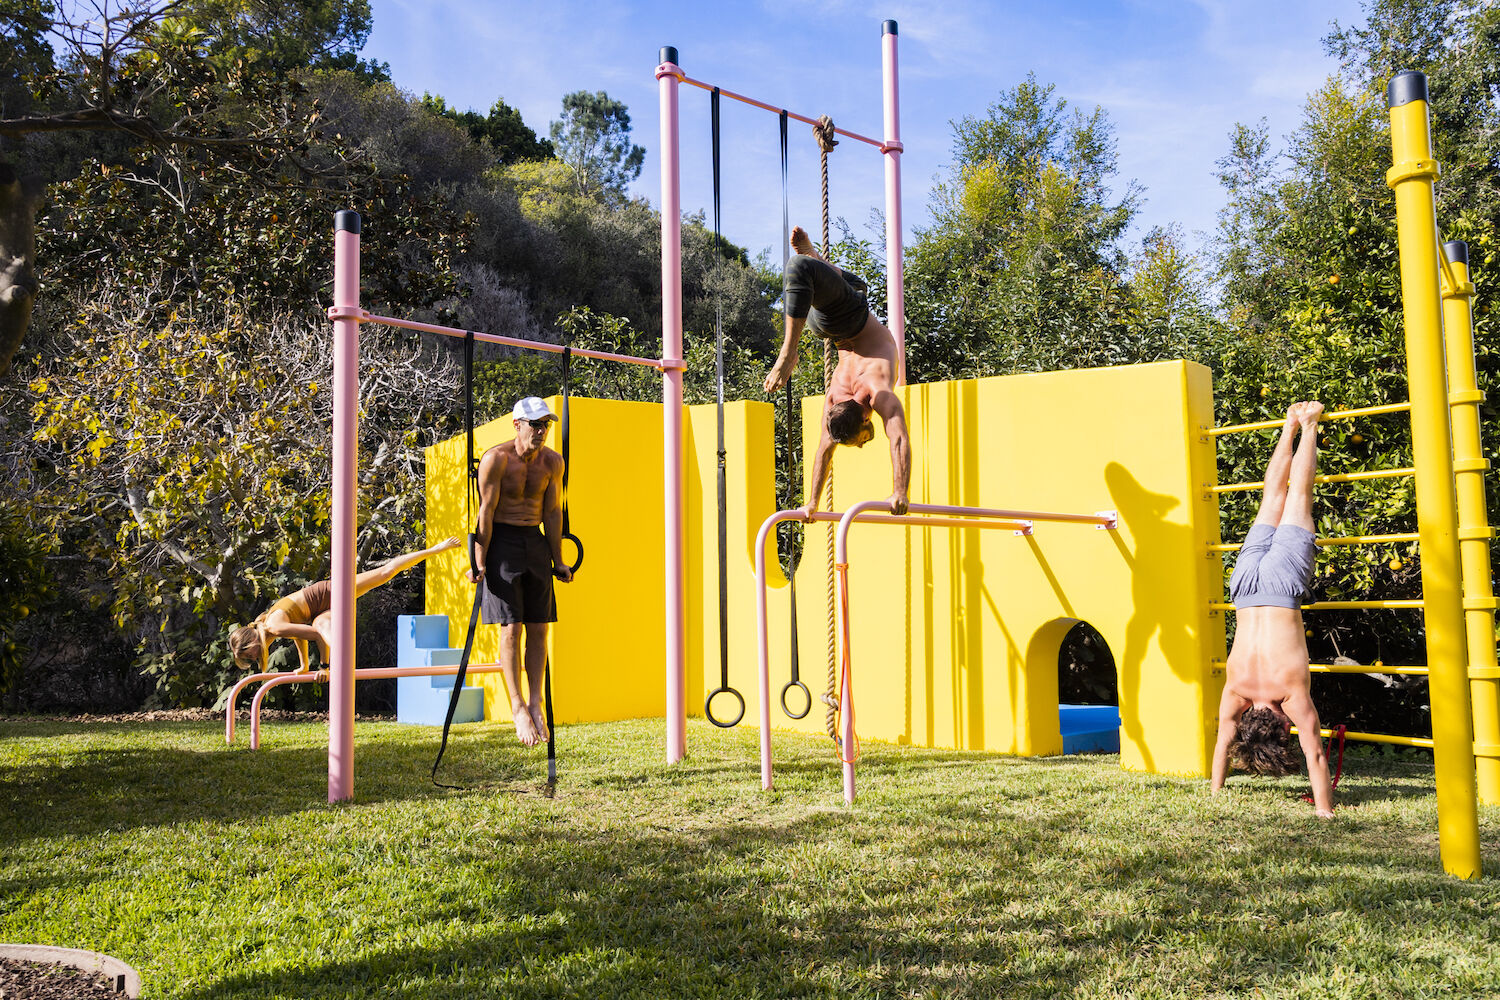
<box><xmin>325</xmin><ymin>307</ymin><xmax>671</xmax><ymax>370</ymax></box>
<box><xmin>326</xmin><ymin>209</ymin><xmax>683</xmax><ymax>802</ymax></box>
<box><xmin>754</xmin><ymin>500</ymin><xmax>1119</xmax><ymax>803</ymax></box>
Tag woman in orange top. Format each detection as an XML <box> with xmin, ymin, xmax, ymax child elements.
<box><xmin>228</xmin><ymin>537</ymin><xmax>460</xmax><ymax>673</ymax></box>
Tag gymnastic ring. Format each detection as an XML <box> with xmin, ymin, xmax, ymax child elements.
<box><xmin>705</xmin><ymin>686</ymin><xmax>745</xmax><ymax>728</ymax></box>
<box><xmin>781</xmin><ymin>679</ymin><xmax>811</xmax><ymax>720</ymax></box>
<box><xmin>560</xmin><ymin>532</ymin><xmax>584</xmax><ymax>574</ymax></box>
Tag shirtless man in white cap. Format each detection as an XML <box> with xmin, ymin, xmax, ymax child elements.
<box><xmin>469</xmin><ymin>396</ymin><xmax>574</xmax><ymax>745</ymax></box>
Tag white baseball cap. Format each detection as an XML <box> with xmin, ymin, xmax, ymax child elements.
<box><xmin>512</xmin><ymin>397</ymin><xmax>557</xmax><ymax>422</ymax></box>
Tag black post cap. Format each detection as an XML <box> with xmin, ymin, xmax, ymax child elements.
<box><xmin>1444</xmin><ymin>241</ymin><xmax>1469</xmax><ymax>266</ymax></box>
<box><xmin>334</xmin><ymin>210</ymin><xmax>361</xmax><ymax>234</ymax></box>
<box><xmin>1386</xmin><ymin>71</ymin><xmax>1427</xmax><ymax>109</ymax></box>
<box><xmin>660</xmin><ymin>46</ymin><xmax>678</xmax><ymax>66</ymax></box>
<box><xmin>883</xmin><ymin>19</ymin><xmax>898</xmax><ymax>35</ymax></box>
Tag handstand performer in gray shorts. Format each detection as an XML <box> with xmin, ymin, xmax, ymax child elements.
<box><xmin>764</xmin><ymin>226</ymin><xmax>910</xmax><ymax>517</ymax></box>
<box><xmin>1211</xmin><ymin>401</ymin><xmax>1335</xmax><ymax>816</ymax></box>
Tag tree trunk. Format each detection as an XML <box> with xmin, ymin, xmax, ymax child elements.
<box><xmin>0</xmin><ymin>162</ymin><xmax>44</xmax><ymax>378</ymax></box>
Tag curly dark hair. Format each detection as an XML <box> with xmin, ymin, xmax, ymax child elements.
<box><xmin>826</xmin><ymin>400</ymin><xmax>870</xmax><ymax>444</ymax></box>
<box><xmin>1229</xmin><ymin>706</ymin><xmax>1298</xmax><ymax>776</ymax></box>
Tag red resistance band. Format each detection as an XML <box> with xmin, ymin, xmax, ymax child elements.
<box><xmin>1301</xmin><ymin>724</ymin><xmax>1348</xmax><ymax>804</ymax></box>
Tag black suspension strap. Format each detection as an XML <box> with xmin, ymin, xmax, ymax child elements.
<box><xmin>433</xmin><ymin>329</ymin><xmax>485</xmax><ymax>787</ymax></box>
<box><xmin>705</xmin><ymin>87</ymin><xmax>744</xmax><ymax>728</ymax></box>
<box><xmin>778</xmin><ymin>109</ymin><xmax>809</xmax><ymax>719</ymax></box>
<box><xmin>559</xmin><ymin>346</ymin><xmax>584</xmax><ymax>575</ymax></box>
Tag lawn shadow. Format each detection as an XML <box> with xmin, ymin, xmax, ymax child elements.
<box><xmin>0</xmin><ymin>721</ymin><xmax>560</xmax><ymax>842</ymax></box>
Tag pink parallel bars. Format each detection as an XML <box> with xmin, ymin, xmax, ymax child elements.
<box><xmin>658</xmin><ymin>48</ymin><xmax>687</xmax><ymax>764</ymax></box>
<box><xmin>229</xmin><ymin>662</ymin><xmax>517</xmax><ymax>749</ymax></box>
<box><xmin>755</xmin><ymin>501</ymin><xmax>1118</xmax><ymax>804</ymax></box>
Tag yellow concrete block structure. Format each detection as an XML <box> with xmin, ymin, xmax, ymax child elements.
<box><xmin>424</xmin><ymin>359</ymin><xmax>1227</xmax><ymax>776</ymax></box>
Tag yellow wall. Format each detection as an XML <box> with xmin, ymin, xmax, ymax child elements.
<box><xmin>424</xmin><ymin>361</ymin><xmax>1227</xmax><ymax>776</ymax></box>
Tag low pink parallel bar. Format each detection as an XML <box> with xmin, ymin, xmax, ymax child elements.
<box><xmin>832</xmin><ymin>500</ymin><xmax>1118</xmax><ymax>803</ymax></box>
<box><xmin>753</xmin><ymin>505</ymin><xmax>1030</xmax><ymax>795</ymax></box>
<box><xmin>755</xmin><ymin>500</ymin><xmax>1114</xmax><ymax>800</ymax></box>
<box><xmin>358</xmin><ymin>312</ymin><xmax>666</xmax><ymax>369</ymax></box>
<box><xmin>226</xmin><ymin>662</ymin><xmax>513</xmax><ymax>748</ymax></box>
<box><xmin>677</xmin><ymin>74</ymin><xmax>886</xmax><ymax>150</ymax></box>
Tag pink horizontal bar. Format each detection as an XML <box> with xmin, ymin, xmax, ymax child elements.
<box><xmin>678</xmin><ymin>75</ymin><xmax>885</xmax><ymax>150</ymax></box>
<box><xmin>360</xmin><ymin>313</ymin><xmax>664</xmax><ymax>369</ymax></box>
<box><xmin>231</xmin><ymin>662</ymin><xmax>514</xmax><ymax>749</ymax></box>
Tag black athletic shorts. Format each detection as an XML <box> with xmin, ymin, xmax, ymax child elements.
<box><xmin>481</xmin><ymin>523</ymin><xmax>556</xmax><ymax>625</ymax></box>
<box><xmin>783</xmin><ymin>253</ymin><xmax>871</xmax><ymax>341</ymax></box>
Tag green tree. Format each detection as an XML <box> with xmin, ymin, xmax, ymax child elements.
<box><xmin>548</xmin><ymin>89</ymin><xmax>645</xmax><ymax>202</ymax></box>
<box><xmin>1209</xmin><ymin>0</ymin><xmax>1500</xmax><ymax>710</ymax></box>
<box><xmin>0</xmin><ymin>0</ymin><xmax>363</xmax><ymax>374</ymax></box>
<box><xmin>902</xmin><ymin>74</ymin><xmax>1146</xmax><ymax>381</ymax></box>
<box><xmin>421</xmin><ymin>94</ymin><xmax>552</xmax><ymax>163</ymax></box>
<box><xmin>8</xmin><ymin>303</ymin><xmax>460</xmax><ymax>704</ymax></box>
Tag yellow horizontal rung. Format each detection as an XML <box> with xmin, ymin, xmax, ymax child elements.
<box><xmin>1469</xmin><ymin>666</ymin><xmax>1500</xmax><ymax>681</ymax></box>
<box><xmin>1309</xmin><ymin>663</ymin><xmax>1429</xmax><ymax>675</ymax></box>
<box><xmin>1449</xmin><ymin>389</ymin><xmax>1484</xmax><ymax>406</ymax></box>
<box><xmin>1207</xmin><ymin>402</ymin><xmax>1412</xmax><ymax>438</ymax></box>
<box><xmin>1209</xmin><ymin>600</ymin><xmax>1425</xmax><ymax>611</ymax></box>
<box><xmin>1211</xmin><ymin>467</ymin><xmax>1416</xmax><ymax>493</ymax></box>
<box><xmin>1208</xmin><ymin>532</ymin><xmax>1419</xmax><ymax>552</ymax></box>
<box><xmin>1473</xmin><ymin>743</ymin><xmax>1500</xmax><ymax>759</ymax></box>
<box><xmin>1294</xmin><ymin>726</ymin><xmax>1434</xmax><ymax>749</ymax></box>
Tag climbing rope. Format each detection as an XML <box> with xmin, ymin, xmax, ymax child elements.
<box><xmin>812</xmin><ymin>114</ymin><xmax>841</xmax><ymax>742</ymax></box>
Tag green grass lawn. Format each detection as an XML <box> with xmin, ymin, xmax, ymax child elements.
<box><xmin>2</xmin><ymin>715</ymin><xmax>1497</xmax><ymax>999</ymax></box>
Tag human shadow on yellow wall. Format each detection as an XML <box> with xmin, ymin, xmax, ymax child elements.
<box><xmin>1104</xmin><ymin>462</ymin><xmax>1202</xmax><ymax>773</ymax></box>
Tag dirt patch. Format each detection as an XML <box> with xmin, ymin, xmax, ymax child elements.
<box><xmin>0</xmin><ymin>709</ymin><xmax>395</xmax><ymax>724</ymax></box>
<box><xmin>0</xmin><ymin>957</ymin><xmax>123</xmax><ymax>997</ymax></box>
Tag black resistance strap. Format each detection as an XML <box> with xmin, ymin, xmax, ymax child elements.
<box><xmin>704</xmin><ymin>88</ymin><xmax>744</xmax><ymax>728</ymax></box>
<box><xmin>433</xmin><ymin>330</ymin><xmax>485</xmax><ymax>787</ymax></box>
<box><xmin>778</xmin><ymin>110</ymin><xmax>810</xmax><ymax>720</ymax></box>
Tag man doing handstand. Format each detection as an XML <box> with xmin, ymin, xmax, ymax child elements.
<box><xmin>1211</xmin><ymin>401</ymin><xmax>1335</xmax><ymax>817</ymax></box>
<box><xmin>764</xmin><ymin>226</ymin><xmax>910</xmax><ymax>516</ymax></box>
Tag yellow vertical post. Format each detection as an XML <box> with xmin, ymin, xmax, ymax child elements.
<box><xmin>1441</xmin><ymin>239</ymin><xmax>1500</xmax><ymax>804</ymax></box>
<box><xmin>1386</xmin><ymin>70</ymin><xmax>1481</xmax><ymax>879</ymax></box>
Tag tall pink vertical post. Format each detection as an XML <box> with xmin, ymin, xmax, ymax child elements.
<box><xmin>657</xmin><ymin>48</ymin><xmax>687</xmax><ymax>764</ymax></box>
<box><xmin>329</xmin><ymin>210</ymin><xmax>361</xmax><ymax>802</ymax></box>
<box><xmin>881</xmin><ymin>20</ymin><xmax>906</xmax><ymax>385</ymax></box>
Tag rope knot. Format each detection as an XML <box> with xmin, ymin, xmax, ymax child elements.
<box><xmin>813</xmin><ymin>115</ymin><xmax>839</xmax><ymax>153</ymax></box>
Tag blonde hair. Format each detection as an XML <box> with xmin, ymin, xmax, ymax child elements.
<box><xmin>228</xmin><ymin>621</ymin><xmax>268</xmax><ymax>672</ymax></box>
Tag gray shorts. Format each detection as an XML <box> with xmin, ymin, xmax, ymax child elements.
<box><xmin>1228</xmin><ymin>523</ymin><xmax>1316</xmax><ymax>610</ymax></box>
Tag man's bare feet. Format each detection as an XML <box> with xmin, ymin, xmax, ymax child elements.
<box><xmin>764</xmin><ymin>354</ymin><xmax>797</xmax><ymax>393</ymax></box>
<box><xmin>790</xmin><ymin>225</ymin><xmax>820</xmax><ymax>260</ymax></box>
<box><xmin>529</xmin><ymin>701</ymin><xmax>549</xmax><ymax>742</ymax></box>
<box><xmin>512</xmin><ymin>704</ymin><xmax>540</xmax><ymax>746</ymax></box>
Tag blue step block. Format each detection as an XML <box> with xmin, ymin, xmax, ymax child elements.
<box><xmin>396</xmin><ymin>614</ymin><xmax>485</xmax><ymax>726</ymax></box>
<box><xmin>1059</xmin><ymin>704</ymin><xmax>1121</xmax><ymax>754</ymax></box>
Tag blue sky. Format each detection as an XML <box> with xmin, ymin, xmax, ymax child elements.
<box><xmin>364</xmin><ymin>0</ymin><xmax>1369</xmax><ymax>267</ymax></box>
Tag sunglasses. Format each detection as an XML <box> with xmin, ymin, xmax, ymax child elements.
<box><xmin>524</xmin><ymin>419</ymin><xmax>552</xmax><ymax>431</ymax></box>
